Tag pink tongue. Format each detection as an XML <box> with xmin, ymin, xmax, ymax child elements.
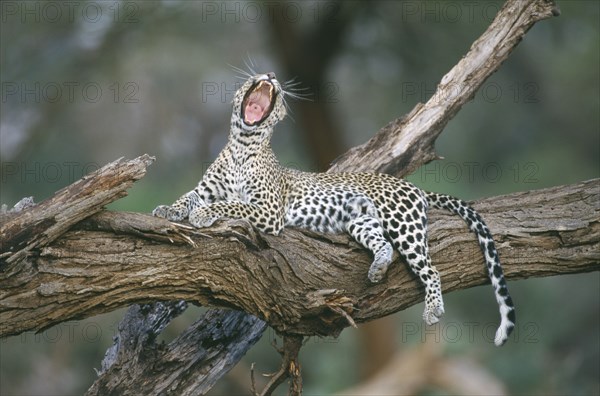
<box><xmin>245</xmin><ymin>102</ymin><xmax>264</xmax><ymax>124</ymax></box>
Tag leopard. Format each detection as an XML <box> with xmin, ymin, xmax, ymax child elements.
<box><xmin>153</xmin><ymin>71</ymin><xmax>516</xmax><ymax>346</ymax></box>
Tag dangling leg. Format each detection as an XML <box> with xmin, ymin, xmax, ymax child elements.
<box><xmin>386</xmin><ymin>205</ymin><xmax>445</xmax><ymax>324</ymax></box>
<box><xmin>403</xmin><ymin>246</ymin><xmax>444</xmax><ymax>325</ymax></box>
<box><xmin>343</xmin><ymin>196</ymin><xmax>394</xmax><ymax>283</ymax></box>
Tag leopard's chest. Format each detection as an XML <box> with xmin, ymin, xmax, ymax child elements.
<box><xmin>222</xmin><ymin>155</ymin><xmax>266</xmax><ymax>203</ymax></box>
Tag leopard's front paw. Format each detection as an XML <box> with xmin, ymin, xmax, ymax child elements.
<box><xmin>188</xmin><ymin>208</ymin><xmax>219</xmax><ymax>228</ymax></box>
<box><xmin>152</xmin><ymin>205</ymin><xmax>187</xmax><ymax>221</ymax></box>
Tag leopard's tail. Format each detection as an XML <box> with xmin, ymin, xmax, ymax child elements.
<box><xmin>425</xmin><ymin>192</ymin><xmax>515</xmax><ymax>346</ymax></box>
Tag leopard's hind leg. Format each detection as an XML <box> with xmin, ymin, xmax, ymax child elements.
<box><xmin>398</xmin><ymin>235</ymin><xmax>444</xmax><ymax>325</ymax></box>
<box><xmin>385</xmin><ymin>197</ymin><xmax>445</xmax><ymax>325</ymax></box>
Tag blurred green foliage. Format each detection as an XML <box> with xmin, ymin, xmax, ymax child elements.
<box><xmin>1</xmin><ymin>1</ymin><xmax>598</xmax><ymax>395</ymax></box>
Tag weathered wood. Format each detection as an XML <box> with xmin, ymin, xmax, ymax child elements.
<box><xmin>0</xmin><ymin>155</ymin><xmax>155</xmax><ymax>267</ymax></box>
<box><xmin>85</xmin><ymin>306</ymin><xmax>267</xmax><ymax>396</ymax></box>
<box><xmin>2</xmin><ymin>179</ymin><xmax>597</xmax><ymax>339</ymax></box>
<box><xmin>329</xmin><ymin>0</ymin><xmax>560</xmax><ymax>177</ymax></box>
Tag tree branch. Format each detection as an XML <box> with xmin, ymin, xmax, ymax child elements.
<box><xmin>2</xmin><ymin>178</ymin><xmax>598</xmax><ymax>339</ymax></box>
<box><xmin>0</xmin><ymin>155</ymin><xmax>155</xmax><ymax>266</ymax></box>
<box><xmin>251</xmin><ymin>335</ymin><xmax>303</xmax><ymax>396</ymax></box>
<box><xmin>329</xmin><ymin>0</ymin><xmax>560</xmax><ymax>177</ymax></box>
<box><xmin>86</xmin><ymin>307</ymin><xmax>267</xmax><ymax>396</ymax></box>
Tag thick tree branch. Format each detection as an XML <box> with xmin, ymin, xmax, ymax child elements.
<box><xmin>86</xmin><ymin>307</ymin><xmax>267</xmax><ymax>396</ymax></box>
<box><xmin>0</xmin><ymin>155</ymin><xmax>155</xmax><ymax>266</ymax></box>
<box><xmin>2</xmin><ymin>178</ymin><xmax>598</xmax><ymax>339</ymax></box>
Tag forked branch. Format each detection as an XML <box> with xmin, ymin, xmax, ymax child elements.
<box><xmin>251</xmin><ymin>336</ymin><xmax>304</xmax><ymax>396</ymax></box>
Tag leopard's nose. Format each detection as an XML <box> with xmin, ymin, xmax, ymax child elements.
<box><xmin>266</xmin><ymin>72</ymin><xmax>276</xmax><ymax>80</ymax></box>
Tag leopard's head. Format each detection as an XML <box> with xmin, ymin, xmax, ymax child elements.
<box><xmin>231</xmin><ymin>72</ymin><xmax>286</xmax><ymax>142</ymax></box>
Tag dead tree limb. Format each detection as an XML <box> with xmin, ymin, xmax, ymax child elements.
<box><xmin>251</xmin><ymin>335</ymin><xmax>304</xmax><ymax>396</ymax></box>
<box><xmin>0</xmin><ymin>155</ymin><xmax>155</xmax><ymax>267</ymax></box>
<box><xmin>86</xmin><ymin>307</ymin><xmax>267</xmax><ymax>396</ymax></box>
<box><xmin>329</xmin><ymin>0</ymin><xmax>561</xmax><ymax>176</ymax></box>
<box><xmin>2</xmin><ymin>178</ymin><xmax>598</xmax><ymax>339</ymax></box>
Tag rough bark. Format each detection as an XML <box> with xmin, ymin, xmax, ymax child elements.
<box><xmin>86</xmin><ymin>306</ymin><xmax>267</xmax><ymax>396</ymax></box>
<box><xmin>2</xmin><ymin>177</ymin><xmax>598</xmax><ymax>339</ymax></box>
<box><xmin>329</xmin><ymin>0</ymin><xmax>561</xmax><ymax>176</ymax></box>
<box><xmin>0</xmin><ymin>155</ymin><xmax>155</xmax><ymax>266</ymax></box>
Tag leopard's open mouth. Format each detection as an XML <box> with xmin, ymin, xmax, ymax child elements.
<box><xmin>241</xmin><ymin>80</ymin><xmax>276</xmax><ymax>126</ymax></box>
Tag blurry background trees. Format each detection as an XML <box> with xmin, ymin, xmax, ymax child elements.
<box><xmin>1</xmin><ymin>1</ymin><xmax>598</xmax><ymax>395</ymax></box>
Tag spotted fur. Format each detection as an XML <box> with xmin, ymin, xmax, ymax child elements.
<box><xmin>153</xmin><ymin>72</ymin><xmax>515</xmax><ymax>346</ymax></box>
